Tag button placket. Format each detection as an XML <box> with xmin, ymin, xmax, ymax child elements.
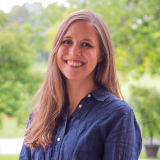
<box><xmin>54</xmin><ymin>120</ymin><xmax>68</xmax><ymax>160</ymax></box>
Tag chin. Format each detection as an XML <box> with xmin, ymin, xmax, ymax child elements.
<box><xmin>65</xmin><ymin>76</ymin><xmax>82</xmax><ymax>81</ymax></box>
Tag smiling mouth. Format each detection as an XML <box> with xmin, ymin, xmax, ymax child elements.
<box><xmin>65</xmin><ymin>60</ymin><xmax>84</xmax><ymax>67</ymax></box>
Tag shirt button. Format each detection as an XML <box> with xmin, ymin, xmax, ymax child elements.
<box><xmin>88</xmin><ymin>94</ymin><xmax>91</xmax><ymax>97</ymax></box>
<box><xmin>57</xmin><ymin>137</ymin><xmax>61</xmax><ymax>141</ymax></box>
<box><xmin>79</xmin><ymin>104</ymin><xmax>82</xmax><ymax>108</ymax></box>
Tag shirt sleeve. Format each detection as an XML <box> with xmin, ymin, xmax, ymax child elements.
<box><xmin>19</xmin><ymin>114</ymin><xmax>32</xmax><ymax>160</ymax></box>
<box><xmin>102</xmin><ymin>109</ymin><xmax>142</xmax><ymax>160</ymax></box>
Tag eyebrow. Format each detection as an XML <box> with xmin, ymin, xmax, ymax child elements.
<box><xmin>63</xmin><ymin>36</ymin><xmax>94</xmax><ymax>43</ymax></box>
<box><xmin>82</xmin><ymin>38</ymin><xmax>93</xmax><ymax>43</ymax></box>
<box><xmin>63</xmin><ymin>36</ymin><xmax>72</xmax><ymax>38</ymax></box>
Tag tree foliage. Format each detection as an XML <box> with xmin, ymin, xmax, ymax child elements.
<box><xmin>130</xmin><ymin>86</ymin><xmax>160</xmax><ymax>144</ymax></box>
<box><xmin>7</xmin><ymin>2</ymin><xmax>67</xmax><ymax>59</ymax></box>
<box><xmin>0</xmin><ymin>11</ymin><xmax>7</xmax><ymax>26</ymax></box>
<box><xmin>0</xmin><ymin>12</ymin><xmax>43</xmax><ymax>124</ymax></box>
<box><xmin>0</xmin><ymin>0</ymin><xmax>160</xmax><ymax>127</ymax></box>
<box><xmin>66</xmin><ymin>0</ymin><xmax>160</xmax><ymax>76</ymax></box>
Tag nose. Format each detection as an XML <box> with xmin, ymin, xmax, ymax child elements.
<box><xmin>69</xmin><ymin>44</ymin><xmax>81</xmax><ymax>56</ymax></box>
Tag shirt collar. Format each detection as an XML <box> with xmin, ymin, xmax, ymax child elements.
<box><xmin>60</xmin><ymin>87</ymin><xmax>111</xmax><ymax>121</ymax></box>
<box><xmin>91</xmin><ymin>87</ymin><xmax>111</xmax><ymax>102</ymax></box>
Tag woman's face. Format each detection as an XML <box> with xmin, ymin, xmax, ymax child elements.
<box><xmin>57</xmin><ymin>20</ymin><xmax>101</xmax><ymax>82</ymax></box>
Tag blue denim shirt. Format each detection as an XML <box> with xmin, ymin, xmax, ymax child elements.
<box><xmin>19</xmin><ymin>87</ymin><xmax>142</xmax><ymax>160</ymax></box>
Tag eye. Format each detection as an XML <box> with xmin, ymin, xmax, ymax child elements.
<box><xmin>62</xmin><ymin>40</ymin><xmax>72</xmax><ymax>44</ymax></box>
<box><xmin>82</xmin><ymin>43</ymin><xmax>92</xmax><ymax>47</ymax></box>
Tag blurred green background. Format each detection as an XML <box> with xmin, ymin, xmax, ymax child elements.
<box><xmin>0</xmin><ymin>0</ymin><xmax>160</xmax><ymax>159</ymax></box>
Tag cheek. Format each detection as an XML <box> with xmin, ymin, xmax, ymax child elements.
<box><xmin>86</xmin><ymin>52</ymin><xmax>99</xmax><ymax>64</ymax></box>
<box><xmin>56</xmin><ymin>47</ymin><xmax>66</xmax><ymax>63</ymax></box>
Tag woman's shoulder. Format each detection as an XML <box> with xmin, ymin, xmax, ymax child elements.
<box><xmin>87</xmin><ymin>88</ymin><xmax>140</xmax><ymax>139</ymax></box>
<box><xmin>91</xmin><ymin>87</ymin><xmax>133</xmax><ymax>119</ymax></box>
<box><xmin>104</xmin><ymin>92</ymin><xmax>132</xmax><ymax>115</ymax></box>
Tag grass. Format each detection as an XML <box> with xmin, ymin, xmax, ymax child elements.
<box><xmin>0</xmin><ymin>118</ymin><xmax>26</xmax><ymax>137</ymax></box>
<box><xmin>0</xmin><ymin>155</ymin><xmax>19</xmax><ymax>160</ymax></box>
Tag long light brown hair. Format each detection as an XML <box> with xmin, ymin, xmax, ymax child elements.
<box><xmin>25</xmin><ymin>9</ymin><xmax>123</xmax><ymax>151</ymax></box>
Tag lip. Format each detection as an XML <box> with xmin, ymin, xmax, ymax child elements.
<box><xmin>64</xmin><ymin>59</ymin><xmax>85</xmax><ymax>68</ymax></box>
<box><xmin>65</xmin><ymin>59</ymin><xmax>84</xmax><ymax>63</ymax></box>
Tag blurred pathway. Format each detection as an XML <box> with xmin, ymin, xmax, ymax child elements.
<box><xmin>0</xmin><ymin>138</ymin><xmax>23</xmax><ymax>155</ymax></box>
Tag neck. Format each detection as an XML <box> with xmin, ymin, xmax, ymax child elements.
<box><xmin>66</xmin><ymin>77</ymin><xmax>98</xmax><ymax>117</ymax></box>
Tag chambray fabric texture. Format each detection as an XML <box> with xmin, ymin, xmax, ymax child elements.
<box><xmin>19</xmin><ymin>87</ymin><xmax>142</xmax><ymax>160</ymax></box>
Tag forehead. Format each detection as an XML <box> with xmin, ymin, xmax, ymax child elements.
<box><xmin>64</xmin><ymin>20</ymin><xmax>99</xmax><ymax>40</ymax></box>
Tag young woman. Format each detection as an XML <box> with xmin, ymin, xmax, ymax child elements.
<box><xmin>19</xmin><ymin>9</ymin><xmax>142</xmax><ymax>160</ymax></box>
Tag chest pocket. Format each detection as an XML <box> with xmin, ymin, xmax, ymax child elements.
<box><xmin>63</xmin><ymin>121</ymin><xmax>99</xmax><ymax>152</ymax></box>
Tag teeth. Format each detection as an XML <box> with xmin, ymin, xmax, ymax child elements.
<box><xmin>67</xmin><ymin>61</ymin><xmax>83</xmax><ymax>66</ymax></box>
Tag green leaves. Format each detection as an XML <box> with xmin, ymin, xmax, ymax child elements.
<box><xmin>0</xmin><ymin>18</ymin><xmax>42</xmax><ymax>122</ymax></box>
<box><xmin>0</xmin><ymin>0</ymin><xmax>159</xmax><ymax>127</ymax></box>
<box><xmin>0</xmin><ymin>28</ymin><xmax>35</xmax><ymax>82</ymax></box>
<box><xmin>130</xmin><ymin>86</ymin><xmax>160</xmax><ymax>143</ymax></box>
<box><xmin>66</xmin><ymin>0</ymin><xmax>160</xmax><ymax>76</ymax></box>
<box><xmin>0</xmin><ymin>11</ymin><xmax>7</xmax><ymax>27</ymax></box>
